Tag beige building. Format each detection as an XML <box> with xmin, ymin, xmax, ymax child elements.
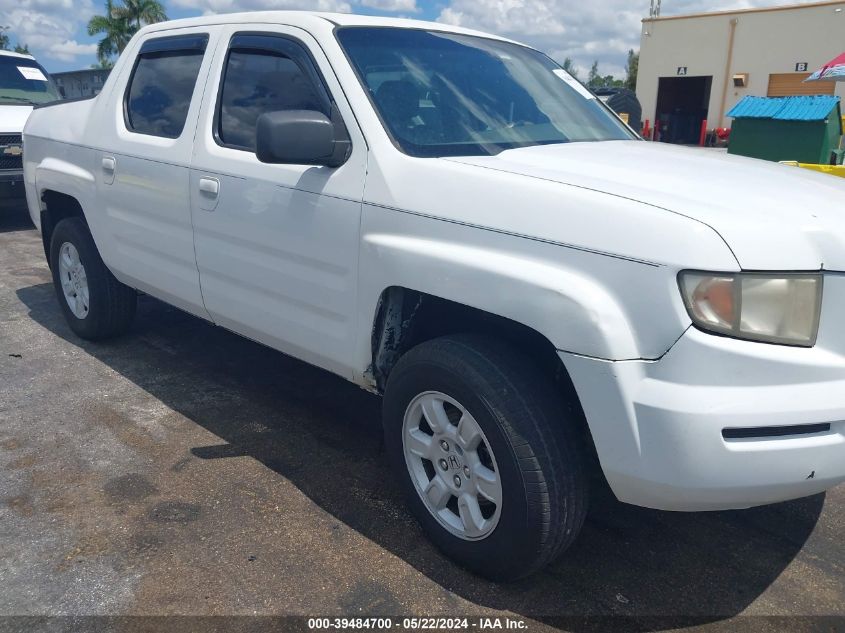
<box><xmin>636</xmin><ymin>0</ymin><xmax>845</xmax><ymax>143</ymax></box>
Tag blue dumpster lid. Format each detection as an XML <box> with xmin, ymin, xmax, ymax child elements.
<box><xmin>727</xmin><ymin>95</ymin><xmax>840</xmax><ymax>121</ymax></box>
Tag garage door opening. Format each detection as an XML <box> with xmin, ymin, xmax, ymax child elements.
<box><xmin>768</xmin><ymin>72</ymin><xmax>835</xmax><ymax>97</ymax></box>
<box><xmin>655</xmin><ymin>76</ymin><xmax>713</xmax><ymax>144</ymax></box>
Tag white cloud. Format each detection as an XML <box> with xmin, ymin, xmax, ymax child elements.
<box><xmin>47</xmin><ymin>40</ymin><xmax>98</xmax><ymax>62</ymax></box>
<box><xmin>360</xmin><ymin>0</ymin><xmax>419</xmax><ymax>12</ymax></box>
<box><xmin>0</xmin><ymin>0</ymin><xmax>97</xmax><ymax>63</ymax></box>
<box><xmin>169</xmin><ymin>0</ymin><xmax>353</xmax><ymax>13</ymax></box>
<box><xmin>437</xmin><ymin>0</ymin><xmax>820</xmax><ymax>79</ymax></box>
<box><xmin>1</xmin><ymin>0</ymin><xmax>824</xmax><ymax>74</ymax></box>
<box><xmin>169</xmin><ymin>0</ymin><xmax>423</xmax><ymax>15</ymax></box>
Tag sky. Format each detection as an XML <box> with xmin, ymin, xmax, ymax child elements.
<box><xmin>0</xmin><ymin>0</ymin><xmax>820</xmax><ymax>77</ymax></box>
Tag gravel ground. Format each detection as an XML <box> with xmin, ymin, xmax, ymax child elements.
<box><xmin>0</xmin><ymin>205</ymin><xmax>843</xmax><ymax>633</ymax></box>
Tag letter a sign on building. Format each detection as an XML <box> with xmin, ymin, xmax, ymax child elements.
<box><xmin>677</xmin><ymin>66</ymin><xmax>688</xmax><ymax>76</ymax></box>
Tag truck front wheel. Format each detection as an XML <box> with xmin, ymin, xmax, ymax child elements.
<box><xmin>49</xmin><ymin>217</ymin><xmax>137</xmax><ymax>340</ymax></box>
<box><xmin>383</xmin><ymin>334</ymin><xmax>588</xmax><ymax>580</ymax></box>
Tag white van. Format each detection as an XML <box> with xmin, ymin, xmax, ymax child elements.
<box><xmin>0</xmin><ymin>50</ymin><xmax>60</xmax><ymax>204</ymax></box>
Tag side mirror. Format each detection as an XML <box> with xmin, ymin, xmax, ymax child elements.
<box><xmin>255</xmin><ymin>109</ymin><xmax>350</xmax><ymax>167</ymax></box>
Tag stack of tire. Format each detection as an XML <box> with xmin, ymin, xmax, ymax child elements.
<box><xmin>591</xmin><ymin>87</ymin><xmax>642</xmax><ymax>136</ymax></box>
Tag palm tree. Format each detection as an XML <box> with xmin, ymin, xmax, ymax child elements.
<box><xmin>90</xmin><ymin>58</ymin><xmax>115</xmax><ymax>70</ymax></box>
<box><xmin>87</xmin><ymin>0</ymin><xmax>133</xmax><ymax>64</ymax></box>
<box><xmin>112</xmin><ymin>0</ymin><xmax>167</xmax><ymax>31</ymax></box>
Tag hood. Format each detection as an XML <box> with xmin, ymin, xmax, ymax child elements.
<box><xmin>0</xmin><ymin>104</ymin><xmax>34</xmax><ymax>134</ymax></box>
<box><xmin>447</xmin><ymin>141</ymin><xmax>845</xmax><ymax>271</ymax></box>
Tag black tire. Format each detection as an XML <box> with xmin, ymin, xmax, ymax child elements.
<box><xmin>49</xmin><ymin>217</ymin><xmax>136</xmax><ymax>340</ymax></box>
<box><xmin>383</xmin><ymin>334</ymin><xmax>588</xmax><ymax>580</ymax></box>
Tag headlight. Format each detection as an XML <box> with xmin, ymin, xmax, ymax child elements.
<box><xmin>678</xmin><ymin>271</ymin><xmax>822</xmax><ymax>347</ymax></box>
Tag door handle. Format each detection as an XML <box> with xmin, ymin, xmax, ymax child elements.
<box><xmin>101</xmin><ymin>156</ymin><xmax>116</xmax><ymax>185</ymax></box>
<box><xmin>198</xmin><ymin>177</ymin><xmax>219</xmax><ymax>197</ymax></box>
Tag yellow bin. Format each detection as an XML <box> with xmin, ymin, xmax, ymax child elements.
<box><xmin>780</xmin><ymin>160</ymin><xmax>845</xmax><ymax>178</ymax></box>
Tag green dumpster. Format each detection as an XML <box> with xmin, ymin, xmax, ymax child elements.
<box><xmin>727</xmin><ymin>95</ymin><xmax>842</xmax><ymax>164</ymax></box>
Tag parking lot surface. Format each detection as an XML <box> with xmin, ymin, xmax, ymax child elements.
<box><xmin>0</xmin><ymin>207</ymin><xmax>843</xmax><ymax>632</ymax></box>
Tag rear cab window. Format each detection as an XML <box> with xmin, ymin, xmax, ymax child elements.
<box><xmin>125</xmin><ymin>34</ymin><xmax>209</xmax><ymax>138</ymax></box>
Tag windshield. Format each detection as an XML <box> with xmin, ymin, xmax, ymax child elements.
<box><xmin>336</xmin><ymin>27</ymin><xmax>635</xmax><ymax>157</ymax></box>
<box><xmin>0</xmin><ymin>56</ymin><xmax>61</xmax><ymax>105</ymax></box>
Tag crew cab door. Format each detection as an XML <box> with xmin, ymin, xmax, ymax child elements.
<box><xmin>94</xmin><ymin>28</ymin><xmax>220</xmax><ymax>318</ymax></box>
<box><xmin>189</xmin><ymin>25</ymin><xmax>367</xmax><ymax>378</ymax></box>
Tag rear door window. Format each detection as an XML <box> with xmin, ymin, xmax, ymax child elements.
<box><xmin>125</xmin><ymin>34</ymin><xmax>208</xmax><ymax>138</ymax></box>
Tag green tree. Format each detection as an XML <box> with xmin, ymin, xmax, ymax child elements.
<box><xmin>87</xmin><ymin>0</ymin><xmax>134</xmax><ymax>65</ymax></box>
<box><xmin>90</xmin><ymin>58</ymin><xmax>115</xmax><ymax>70</ymax></box>
<box><xmin>561</xmin><ymin>57</ymin><xmax>578</xmax><ymax>79</ymax></box>
<box><xmin>112</xmin><ymin>0</ymin><xmax>168</xmax><ymax>31</ymax></box>
<box><xmin>585</xmin><ymin>59</ymin><xmax>628</xmax><ymax>89</ymax></box>
<box><xmin>625</xmin><ymin>49</ymin><xmax>639</xmax><ymax>91</ymax></box>
<box><xmin>1</xmin><ymin>26</ymin><xmax>31</xmax><ymax>55</ymax></box>
<box><xmin>588</xmin><ymin>60</ymin><xmax>600</xmax><ymax>86</ymax></box>
<box><xmin>601</xmin><ymin>75</ymin><xmax>624</xmax><ymax>88</ymax></box>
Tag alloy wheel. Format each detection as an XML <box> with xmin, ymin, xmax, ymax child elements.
<box><xmin>58</xmin><ymin>242</ymin><xmax>89</xmax><ymax>319</ymax></box>
<box><xmin>402</xmin><ymin>391</ymin><xmax>503</xmax><ymax>540</ymax></box>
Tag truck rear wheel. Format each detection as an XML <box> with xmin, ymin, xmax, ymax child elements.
<box><xmin>49</xmin><ymin>217</ymin><xmax>136</xmax><ymax>340</ymax></box>
<box><xmin>383</xmin><ymin>334</ymin><xmax>588</xmax><ymax>580</ymax></box>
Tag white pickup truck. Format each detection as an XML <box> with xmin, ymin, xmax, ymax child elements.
<box><xmin>22</xmin><ymin>12</ymin><xmax>845</xmax><ymax>580</ymax></box>
<box><xmin>1</xmin><ymin>49</ymin><xmax>60</xmax><ymax>204</ymax></box>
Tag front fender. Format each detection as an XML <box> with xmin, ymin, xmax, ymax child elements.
<box><xmin>354</xmin><ymin>203</ymin><xmax>694</xmax><ymax>383</ymax></box>
<box><xmin>365</xmin><ymin>232</ymin><xmax>639</xmax><ymax>358</ymax></box>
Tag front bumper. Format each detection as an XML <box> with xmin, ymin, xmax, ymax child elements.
<box><xmin>562</xmin><ymin>274</ymin><xmax>845</xmax><ymax>511</ymax></box>
<box><xmin>0</xmin><ymin>171</ymin><xmax>25</xmax><ymax>200</ymax></box>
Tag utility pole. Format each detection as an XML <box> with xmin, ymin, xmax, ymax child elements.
<box><xmin>650</xmin><ymin>0</ymin><xmax>662</xmax><ymax>17</ymax></box>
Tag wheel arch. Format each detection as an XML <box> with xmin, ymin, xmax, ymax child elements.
<box><xmin>39</xmin><ymin>190</ymin><xmax>88</xmax><ymax>267</ymax></box>
<box><xmin>369</xmin><ymin>286</ymin><xmax>565</xmax><ymax>388</ymax></box>
<box><xmin>34</xmin><ymin>157</ymin><xmax>97</xmax><ymax>266</ymax></box>
<box><xmin>368</xmin><ymin>287</ymin><xmax>599</xmax><ymax>470</ymax></box>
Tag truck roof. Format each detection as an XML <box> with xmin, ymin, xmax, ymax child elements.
<box><xmin>0</xmin><ymin>50</ymin><xmax>36</xmax><ymax>60</ymax></box>
<box><xmin>137</xmin><ymin>11</ymin><xmax>517</xmax><ymax>45</ymax></box>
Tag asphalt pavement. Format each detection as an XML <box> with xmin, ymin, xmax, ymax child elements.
<box><xmin>0</xmin><ymin>204</ymin><xmax>843</xmax><ymax>633</ymax></box>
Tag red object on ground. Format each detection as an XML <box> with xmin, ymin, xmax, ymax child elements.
<box><xmin>642</xmin><ymin>119</ymin><xmax>651</xmax><ymax>139</ymax></box>
<box><xmin>699</xmin><ymin>120</ymin><xmax>708</xmax><ymax>146</ymax></box>
<box><xmin>716</xmin><ymin>127</ymin><xmax>731</xmax><ymax>140</ymax></box>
